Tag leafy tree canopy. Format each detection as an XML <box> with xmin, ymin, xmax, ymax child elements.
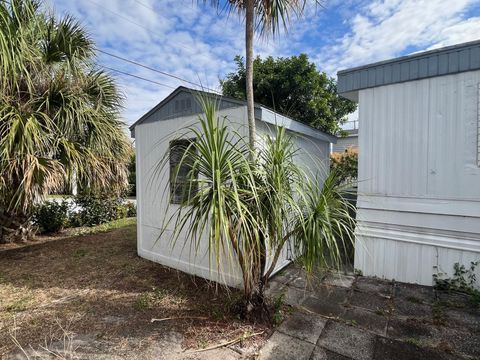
<box><xmin>221</xmin><ymin>54</ymin><xmax>357</xmax><ymax>135</ymax></box>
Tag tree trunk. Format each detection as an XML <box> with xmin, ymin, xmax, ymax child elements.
<box><xmin>0</xmin><ymin>209</ymin><xmax>34</xmax><ymax>243</ymax></box>
<box><xmin>245</xmin><ymin>0</ymin><xmax>256</xmax><ymax>153</ymax></box>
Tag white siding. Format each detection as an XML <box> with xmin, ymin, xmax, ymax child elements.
<box><xmin>136</xmin><ymin>106</ymin><xmax>248</xmax><ymax>287</ymax></box>
<box><xmin>356</xmin><ymin>70</ymin><xmax>480</xmax><ymax>285</ymax></box>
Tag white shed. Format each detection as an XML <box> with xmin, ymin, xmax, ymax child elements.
<box><xmin>130</xmin><ymin>86</ymin><xmax>336</xmax><ymax>287</ymax></box>
<box><xmin>337</xmin><ymin>40</ymin><xmax>480</xmax><ymax>285</ymax></box>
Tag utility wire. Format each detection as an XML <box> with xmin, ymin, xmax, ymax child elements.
<box><xmin>133</xmin><ymin>0</ymin><xmax>156</xmax><ymax>12</ymax></box>
<box><xmin>101</xmin><ymin>65</ymin><xmax>176</xmax><ymax>90</ymax></box>
<box><xmin>85</xmin><ymin>0</ymin><xmax>196</xmax><ymax>54</ymax></box>
<box><xmin>84</xmin><ymin>0</ymin><xmax>222</xmax><ymax>94</ymax></box>
<box><xmin>97</xmin><ymin>48</ymin><xmax>221</xmax><ymax>94</ymax></box>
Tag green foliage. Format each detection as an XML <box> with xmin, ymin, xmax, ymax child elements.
<box><xmin>434</xmin><ymin>261</ymin><xmax>480</xmax><ymax>307</ymax></box>
<box><xmin>221</xmin><ymin>54</ymin><xmax>357</xmax><ymax>134</ymax></box>
<box><xmin>330</xmin><ymin>147</ymin><xmax>358</xmax><ymax>185</ymax></box>
<box><xmin>124</xmin><ymin>202</ymin><xmax>137</xmax><ymax>217</ymax></box>
<box><xmin>128</xmin><ymin>153</ymin><xmax>136</xmax><ymax>197</ymax></box>
<box><xmin>0</xmin><ymin>0</ymin><xmax>131</xmax><ymax>239</ymax></box>
<box><xmin>32</xmin><ymin>201</ymin><xmax>69</xmax><ymax>233</ymax></box>
<box><xmin>272</xmin><ymin>293</ymin><xmax>286</xmax><ymax>325</ymax></box>
<box><xmin>295</xmin><ymin>170</ymin><xmax>357</xmax><ymax>273</ymax></box>
<box><xmin>159</xmin><ymin>98</ymin><xmax>356</xmax><ymax>308</ymax></box>
<box><xmin>72</xmin><ymin>193</ymin><xmax>125</xmax><ymax>227</ymax></box>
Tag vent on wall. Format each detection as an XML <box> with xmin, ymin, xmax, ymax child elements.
<box><xmin>174</xmin><ymin>98</ymin><xmax>192</xmax><ymax>113</ymax></box>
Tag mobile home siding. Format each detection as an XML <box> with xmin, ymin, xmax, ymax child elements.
<box><xmin>355</xmin><ymin>70</ymin><xmax>480</xmax><ymax>284</ymax></box>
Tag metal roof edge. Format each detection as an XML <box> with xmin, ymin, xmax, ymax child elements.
<box><xmin>337</xmin><ymin>39</ymin><xmax>480</xmax><ymax>75</ymax></box>
<box><xmin>258</xmin><ymin>106</ymin><xmax>338</xmax><ymax>144</ymax></box>
<box><xmin>130</xmin><ymin>86</ymin><xmax>338</xmax><ymax>143</ymax></box>
<box><xmin>337</xmin><ymin>39</ymin><xmax>480</xmax><ymax>97</ymax></box>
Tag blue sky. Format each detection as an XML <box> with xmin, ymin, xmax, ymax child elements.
<box><xmin>49</xmin><ymin>0</ymin><xmax>480</xmax><ymax>126</ymax></box>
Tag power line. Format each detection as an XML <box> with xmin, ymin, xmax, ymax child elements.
<box><xmin>101</xmin><ymin>65</ymin><xmax>176</xmax><ymax>90</ymax></box>
<box><xmin>85</xmin><ymin>0</ymin><xmax>196</xmax><ymax>54</ymax></box>
<box><xmin>85</xmin><ymin>0</ymin><xmax>153</xmax><ymax>37</ymax></box>
<box><xmin>83</xmin><ymin>0</ymin><xmax>222</xmax><ymax>94</ymax></box>
<box><xmin>133</xmin><ymin>0</ymin><xmax>156</xmax><ymax>12</ymax></box>
<box><xmin>97</xmin><ymin>48</ymin><xmax>221</xmax><ymax>94</ymax></box>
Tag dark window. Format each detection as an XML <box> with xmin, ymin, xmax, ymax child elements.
<box><xmin>169</xmin><ymin>138</ymin><xmax>197</xmax><ymax>204</ymax></box>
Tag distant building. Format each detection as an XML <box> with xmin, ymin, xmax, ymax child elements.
<box><xmin>332</xmin><ymin>128</ymin><xmax>358</xmax><ymax>153</ymax></box>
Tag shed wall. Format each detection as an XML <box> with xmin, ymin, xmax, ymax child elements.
<box><xmin>355</xmin><ymin>70</ymin><xmax>480</xmax><ymax>285</ymax></box>
<box><xmin>136</xmin><ymin>105</ymin><xmax>249</xmax><ymax>287</ymax></box>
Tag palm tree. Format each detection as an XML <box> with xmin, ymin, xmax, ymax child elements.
<box><xmin>205</xmin><ymin>0</ymin><xmax>318</xmax><ymax>152</ymax></box>
<box><xmin>0</xmin><ymin>0</ymin><xmax>131</xmax><ymax>242</ymax></box>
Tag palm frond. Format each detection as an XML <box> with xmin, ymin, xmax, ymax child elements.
<box><xmin>0</xmin><ymin>0</ymin><xmax>130</xmax><ymax>217</ymax></box>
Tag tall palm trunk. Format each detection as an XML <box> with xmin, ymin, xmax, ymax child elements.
<box><xmin>245</xmin><ymin>0</ymin><xmax>256</xmax><ymax>153</ymax></box>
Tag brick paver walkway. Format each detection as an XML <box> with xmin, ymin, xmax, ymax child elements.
<box><xmin>259</xmin><ymin>267</ymin><xmax>480</xmax><ymax>360</ymax></box>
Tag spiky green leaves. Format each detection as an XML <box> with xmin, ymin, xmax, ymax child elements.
<box><xmin>161</xmin><ymin>97</ymin><xmax>356</xmax><ymax>300</ymax></box>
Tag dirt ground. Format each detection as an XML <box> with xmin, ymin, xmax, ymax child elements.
<box><xmin>0</xmin><ymin>222</ymin><xmax>270</xmax><ymax>358</ymax></box>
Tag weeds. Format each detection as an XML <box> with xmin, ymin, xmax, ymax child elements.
<box><xmin>72</xmin><ymin>249</ymin><xmax>88</xmax><ymax>258</ymax></box>
<box><xmin>5</xmin><ymin>297</ymin><xmax>31</xmax><ymax>313</ymax></box>
<box><xmin>432</xmin><ymin>302</ymin><xmax>447</xmax><ymax>326</ymax></box>
<box><xmin>134</xmin><ymin>294</ymin><xmax>150</xmax><ymax>311</ymax></box>
<box><xmin>272</xmin><ymin>294</ymin><xmax>286</xmax><ymax>325</ymax></box>
<box><xmin>405</xmin><ymin>338</ymin><xmax>423</xmax><ymax>347</ymax></box>
<box><xmin>406</xmin><ymin>296</ymin><xmax>422</xmax><ymax>304</ymax></box>
<box><xmin>433</xmin><ymin>261</ymin><xmax>480</xmax><ymax>307</ymax></box>
<box><xmin>10</xmin><ymin>317</ymin><xmax>79</xmax><ymax>359</ymax></box>
<box><xmin>69</xmin><ymin>217</ymin><xmax>136</xmax><ymax>236</ymax></box>
<box><xmin>354</xmin><ymin>269</ymin><xmax>363</xmax><ymax>276</ymax></box>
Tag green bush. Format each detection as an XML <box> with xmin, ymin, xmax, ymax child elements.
<box><xmin>73</xmin><ymin>193</ymin><xmax>125</xmax><ymax>227</ymax></box>
<box><xmin>33</xmin><ymin>201</ymin><xmax>69</xmax><ymax>233</ymax></box>
<box><xmin>128</xmin><ymin>153</ymin><xmax>136</xmax><ymax>197</ymax></box>
<box><xmin>125</xmin><ymin>202</ymin><xmax>136</xmax><ymax>217</ymax></box>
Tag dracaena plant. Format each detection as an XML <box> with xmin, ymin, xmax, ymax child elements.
<box><xmin>158</xmin><ymin>97</ymin><xmax>356</xmax><ymax>318</ymax></box>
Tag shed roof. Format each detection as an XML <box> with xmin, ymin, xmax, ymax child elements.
<box><xmin>130</xmin><ymin>86</ymin><xmax>337</xmax><ymax>143</ymax></box>
<box><xmin>337</xmin><ymin>39</ymin><xmax>480</xmax><ymax>101</ymax></box>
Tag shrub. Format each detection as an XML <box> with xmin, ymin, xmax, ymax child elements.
<box><xmin>128</xmin><ymin>153</ymin><xmax>136</xmax><ymax>197</ymax></box>
<box><xmin>330</xmin><ymin>147</ymin><xmax>358</xmax><ymax>185</ymax></box>
<box><xmin>125</xmin><ymin>202</ymin><xmax>137</xmax><ymax>217</ymax></box>
<box><xmin>33</xmin><ymin>201</ymin><xmax>69</xmax><ymax>233</ymax></box>
<box><xmin>73</xmin><ymin>193</ymin><xmax>125</xmax><ymax>227</ymax></box>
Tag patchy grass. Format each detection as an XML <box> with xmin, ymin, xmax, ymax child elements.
<box><xmin>0</xmin><ymin>222</ymin><xmax>268</xmax><ymax>357</ymax></box>
<box><xmin>46</xmin><ymin>194</ymin><xmax>72</xmax><ymax>200</ymax></box>
<box><xmin>0</xmin><ymin>217</ymin><xmax>137</xmax><ymax>253</ymax></box>
<box><xmin>68</xmin><ymin>217</ymin><xmax>137</xmax><ymax>236</ymax></box>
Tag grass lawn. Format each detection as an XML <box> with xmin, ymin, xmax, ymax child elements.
<box><xmin>0</xmin><ymin>220</ymin><xmax>269</xmax><ymax>358</ymax></box>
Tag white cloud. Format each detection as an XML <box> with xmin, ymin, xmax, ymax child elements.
<box><xmin>316</xmin><ymin>0</ymin><xmax>479</xmax><ymax>74</ymax></box>
<box><xmin>50</xmin><ymin>0</ymin><xmax>479</xmax><ymax>128</ymax></box>
<box><xmin>51</xmin><ymin>0</ymin><xmax>253</xmax><ymax>126</ymax></box>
